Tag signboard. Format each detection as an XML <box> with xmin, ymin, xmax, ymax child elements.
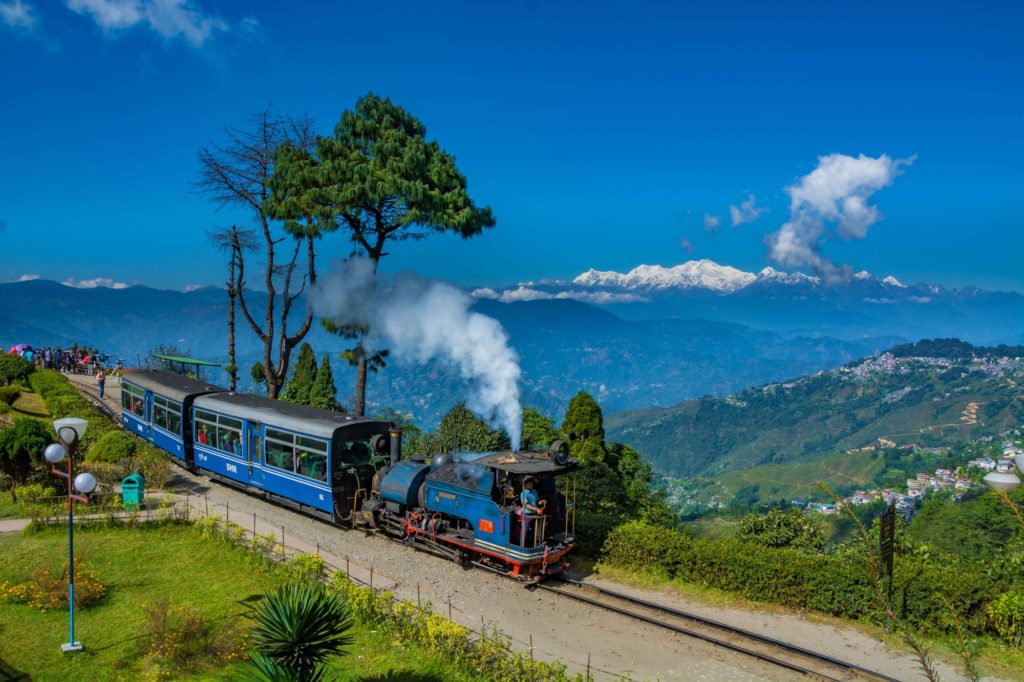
<box><xmin>879</xmin><ymin>503</ymin><xmax>895</xmax><ymax>577</ymax></box>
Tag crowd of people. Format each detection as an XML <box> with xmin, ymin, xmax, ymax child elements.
<box><xmin>9</xmin><ymin>344</ymin><xmax>120</xmax><ymax>377</ymax></box>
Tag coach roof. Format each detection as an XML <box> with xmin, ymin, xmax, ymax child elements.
<box><xmin>122</xmin><ymin>369</ymin><xmax>225</xmax><ymax>403</ymax></box>
<box><xmin>192</xmin><ymin>392</ymin><xmax>386</xmax><ymax>439</ymax></box>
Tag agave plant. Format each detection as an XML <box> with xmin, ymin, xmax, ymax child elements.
<box><xmin>241</xmin><ymin>582</ymin><xmax>354</xmax><ymax>681</ymax></box>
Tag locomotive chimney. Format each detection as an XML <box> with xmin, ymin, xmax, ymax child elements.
<box><xmin>389</xmin><ymin>428</ymin><xmax>402</xmax><ymax>466</ymax></box>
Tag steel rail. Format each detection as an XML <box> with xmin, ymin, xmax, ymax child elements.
<box><xmin>538</xmin><ymin>578</ymin><xmax>902</xmax><ymax>682</ymax></box>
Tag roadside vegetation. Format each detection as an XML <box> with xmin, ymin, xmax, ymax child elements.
<box><xmin>0</xmin><ymin>367</ymin><xmax>174</xmax><ymax>520</ymax></box>
<box><xmin>0</xmin><ymin>522</ymin><xmax>485</xmax><ymax>681</ymax></box>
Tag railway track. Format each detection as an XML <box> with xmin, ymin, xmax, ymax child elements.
<box><xmin>72</xmin><ymin>382</ymin><xmax>122</xmax><ymax>427</ymax></box>
<box><xmin>537</xmin><ymin>577</ymin><xmax>902</xmax><ymax>682</ymax></box>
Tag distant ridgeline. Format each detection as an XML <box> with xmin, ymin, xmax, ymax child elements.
<box><xmin>606</xmin><ymin>338</ymin><xmax>1024</xmax><ymax>479</ymax></box>
<box><xmin>888</xmin><ymin>338</ymin><xmax>1024</xmax><ymax>359</ymax></box>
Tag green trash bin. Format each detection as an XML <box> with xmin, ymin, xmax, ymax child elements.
<box><xmin>121</xmin><ymin>473</ymin><xmax>145</xmax><ymax>510</ymax></box>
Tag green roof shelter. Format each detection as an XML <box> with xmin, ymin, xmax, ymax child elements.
<box><xmin>150</xmin><ymin>354</ymin><xmax>221</xmax><ymax>380</ymax></box>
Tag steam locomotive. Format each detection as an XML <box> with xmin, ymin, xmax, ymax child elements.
<box><xmin>120</xmin><ymin>369</ymin><xmax>579</xmax><ymax>579</ymax></box>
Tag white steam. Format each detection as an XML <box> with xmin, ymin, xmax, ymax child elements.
<box><xmin>310</xmin><ymin>259</ymin><xmax>523</xmax><ymax>450</ymax></box>
<box><xmin>766</xmin><ymin>153</ymin><xmax>914</xmax><ymax>281</ymax></box>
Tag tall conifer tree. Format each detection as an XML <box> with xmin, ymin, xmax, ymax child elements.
<box><xmin>308</xmin><ymin>354</ymin><xmax>339</xmax><ymax>411</ymax></box>
<box><xmin>280</xmin><ymin>343</ymin><xmax>317</xmax><ymax>405</ymax></box>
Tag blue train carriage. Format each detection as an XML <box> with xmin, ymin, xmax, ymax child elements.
<box><xmin>366</xmin><ymin>442</ymin><xmax>580</xmax><ymax>579</ymax></box>
<box><xmin>190</xmin><ymin>392</ymin><xmax>393</xmax><ymax>522</ymax></box>
<box><xmin>120</xmin><ymin>370</ymin><xmax>225</xmax><ymax>466</ymax></box>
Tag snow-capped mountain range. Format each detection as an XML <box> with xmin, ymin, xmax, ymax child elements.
<box><xmin>472</xmin><ymin>259</ymin><xmax>1024</xmax><ymax>344</ymax></box>
<box><xmin>475</xmin><ymin>259</ymin><xmax>910</xmax><ymax>301</ymax></box>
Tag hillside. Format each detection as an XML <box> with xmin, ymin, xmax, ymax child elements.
<box><xmin>0</xmin><ymin>280</ymin><xmax>895</xmax><ymax>426</ymax></box>
<box><xmin>607</xmin><ymin>346</ymin><xmax>1024</xmax><ymax>478</ymax></box>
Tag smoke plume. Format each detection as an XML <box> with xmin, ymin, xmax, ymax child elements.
<box><xmin>310</xmin><ymin>259</ymin><xmax>523</xmax><ymax>450</ymax></box>
<box><xmin>766</xmin><ymin>153</ymin><xmax>914</xmax><ymax>281</ymax></box>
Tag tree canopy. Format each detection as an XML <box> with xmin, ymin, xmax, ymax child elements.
<box><xmin>521</xmin><ymin>406</ymin><xmax>560</xmax><ymax>450</ymax></box>
<box><xmin>272</xmin><ymin>92</ymin><xmax>496</xmax><ymax>415</ymax></box>
<box><xmin>562</xmin><ymin>391</ymin><xmax>606</xmax><ymax>462</ymax></box>
<box><xmin>737</xmin><ymin>509</ymin><xmax>826</xmax><ymax>552</ymax></box>
<box><xmin>280</xmin><ymin>343</ymin><xmax>317</xmax><ymax>405</ymax></box>
<box><xmin>435</xmin><ymin>403</ymin><xmax>510</xmax><ymax>453</ymax></box>
<box><xmin>308</xmin><ymin>355</ymin><xmax>339</xmax><ymax>411</ymax></box>
<box><xmin>0</xmin><ymin>355</ymin><xmax>33</xmax><ymax>386</ymax></box>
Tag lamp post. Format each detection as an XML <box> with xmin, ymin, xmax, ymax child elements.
<box><xmin>44</xmin><ymin>417</ymin><xmax>95</xmax><ymax>654</ymax></box>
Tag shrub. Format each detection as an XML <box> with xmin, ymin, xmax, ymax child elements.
<box><xmin>80</xmin><ymin>445</ymin><xmax>173</xmax><ymax>492</ymax></box>
<box><xmin>87</xmin><ymin>431</ymin><xmax>137</xmax><ymax>463</ymax></box>
<box><xmin>138</xmin><ymin>597</ymin><xmax>248</xmax><ymax>676</ymax></box>
<box><xmin>571</xmin><ymin>512</ymin><xmax>623</xmax><ymax>558</ymax></box>
<box><xmin>44</xmin><ymin>394</ymin><xmax>88</xmax><ymax>420</ymax></box>
<box><xmin>245</xmin><ymin>583</ymin><xmax>353</xmax><ymax>681</ymax></box>
<box><xmin>135</xmin><ymin>445</ymin><xmax>174</xmax><ymax>489</ymax></box>
<box><xmin>0</xmin><ymin>355</ymin><xmax>32</xmax><ymax>386</ymax></box>
<box><xmin>0</xmin><ymin>558</ymin><xmax>106</xmax><ymax>610</ymax></box>
<box><xmin>0</xmin><ymin>386</ymin><xmax>20</xmax><ymax>405</ymax></box>
<box><xmin>284</xmin><ymin>553</ymin><xmax>329</xmax><ymax>584</ymax></box>
<box><xmin>600</xmin><ymin>520</ymin><xmax>999</xmax><ymax>635</ymax></box>
<box><xmin>987</xmin><ymin>591</ymin><xmax>1024</xmax><ymax>646</ymax></box>
<box><xmin>12</xmin><ymin>482</ymin><xmax>56</xmax><ymax>502</ymax></box>
<box><xmin>328</xmin><ymin>571</ymin><xmax>586</xmax><ymax>681</ymax></box>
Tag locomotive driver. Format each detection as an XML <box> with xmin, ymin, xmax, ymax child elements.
<box><xmin>520</xmin><ymin>477</ymin><xmax>547</xmax><ymax>545</ymax></box>
<box><xmin>521</xmin><ymin>477</ymin><xmax>547</xmax><ymax>515</ymax></box>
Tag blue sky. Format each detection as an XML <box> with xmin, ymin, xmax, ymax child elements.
<box><xmin>1</xmin><ymin>0</ymin><xmax>1021</xmax><ymax>292</ymax></box>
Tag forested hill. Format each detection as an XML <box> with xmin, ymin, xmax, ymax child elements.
<box><xmin>606</xmin><ymin>342</ymin><xmax>1024</xmax><ymax>478</ymax></box>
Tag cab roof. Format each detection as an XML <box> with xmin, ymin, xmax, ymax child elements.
<box><xmin>473</xmin><ymin>450</ymin><xmax>579</xmax><ymax>475</ymax></box>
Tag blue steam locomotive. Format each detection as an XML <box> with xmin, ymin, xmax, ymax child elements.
<box><xmin>121</xmin><ymin>369</ymin><xmax>579</xmax><ymax>578</ymax></box>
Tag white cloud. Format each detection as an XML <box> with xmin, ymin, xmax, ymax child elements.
<box><xmin>66</xmin><ymin>0</ymin><xmax>227</xmax><ymax>47</ymax></box>
<box><xmin>0</xmin><ymin>0</ymin><xmax>35</xmax><ymax>28</ymax></box>
<box><xmin>680</xmin><ymin>238</ymin><xmax>694</xmax><ymax>253</ymax></box>
<box><xmin>703</xmin><ymin>213</ymin><xmax>721</xmax><ymax>232</ymax></box>
<box><xmin>729</xmin><ymin>194</ymin><xmax>768</xmax><ymax>227</ymax></box>
<box><xmin>472</xmin><ymin>285</ymin><xmax>648</xmax><ymax>305</ymax></box>
<box><xmin>766</xmin><ymin>153</ymin><xmax>914</xmax><ymax>281</ymax></box>
<box><xmin>183</xmin><ymin>283</ymin><xmax>206</xmax><ymax>292</ymax></box>
<box><xmin>17</xmin><ymin>274</ymin><xmax>39</xmax><ymax>281</ymax></box>
<box><xmin>62</xmin><ymin>276</ymin><xmax>129</xmax><ymax>289</ymax></box>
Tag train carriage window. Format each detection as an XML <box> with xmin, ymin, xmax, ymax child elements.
<box><xmin>295</xmin><ymin>436</ymin><xmax>328</xmax><ymax>482</ymax></box>
<box><xmin>152</xmin><ymin>395</ymin><xmax>183</xmax><ymax>436</ymax></box>
<box><xmin>194</xmin><ymin>410</ymin><xmax>217</xmax><ymax>446</ymax></box>
<box><xmin>215</xmin><ymin>415</ymin><xmax>243</xmax><ymax>456</ymax></box>
<box><xmin>297</xmin><ymin>450</ymin><xmax>327</xmax><ymax>482</ymax></box>
<box><xmin>265</xmin><ymin>429</ymin><xmax>296</xmax><ymax>472</ymax></box>
<box><xmin>121</xmin><ymin>384</ymin><xmax>146</xmax><ymax>417</ymax></box>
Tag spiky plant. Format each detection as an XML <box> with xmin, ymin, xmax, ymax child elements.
<box><xmin>242</xmin><ymin>582</ymin><xmax>354</xmax><ymax>681</ymax></box>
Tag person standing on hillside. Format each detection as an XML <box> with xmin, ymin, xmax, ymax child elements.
<box><xmin>96</xmin><ymin>367</ymin><xmax>106</xmax><ymax>399</ymax></box>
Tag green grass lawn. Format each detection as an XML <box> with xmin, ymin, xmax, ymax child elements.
<box><xmin>9</xmin><ymin>390</ymin><xmax>47</xmax><ymax>420</ymax></box>
<box><xmin>0</xmin><ymin>524</ymin><xmax>480</xmax><ymax>681</ymax></box>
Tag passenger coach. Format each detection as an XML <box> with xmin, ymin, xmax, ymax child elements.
<box><xmin>189</xmin><ymin>393</ymin><xmax>391</xmax><ymax>523</ymax></box>
<box><xmin>120</xmin><ymin>370</ymin><xmax>224</xmax><ymax>465</ymax></box>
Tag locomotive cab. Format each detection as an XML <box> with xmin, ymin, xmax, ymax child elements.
<box><xmin>366</xmin><ymin>441</ymin><xmax>580</xmax><ymax>579</ymax></box>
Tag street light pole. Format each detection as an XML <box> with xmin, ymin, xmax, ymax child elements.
<box><xmin>44</xmin><ymin>417</ymin><xmax>94</xmax><ymax>654</ymax></box>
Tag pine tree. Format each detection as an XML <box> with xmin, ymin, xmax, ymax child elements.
<box><xmin>561</xmin><ymin>391</ymin><xmax>607</xmax><ymax>462</ymax></box>
<box><xmin>280</xmin><ymin>343</ymin><xmax>317</xmax><ymax>405</ymax></box>
<box><xmin>275</xmin><ymin>93</ymin><xmax>496</xmax><ymax>415</ymax></box>
<box><xmin>308</xmin><ymin>355</ymin><xmax>339</xmax><ymax>411</ymax></box>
